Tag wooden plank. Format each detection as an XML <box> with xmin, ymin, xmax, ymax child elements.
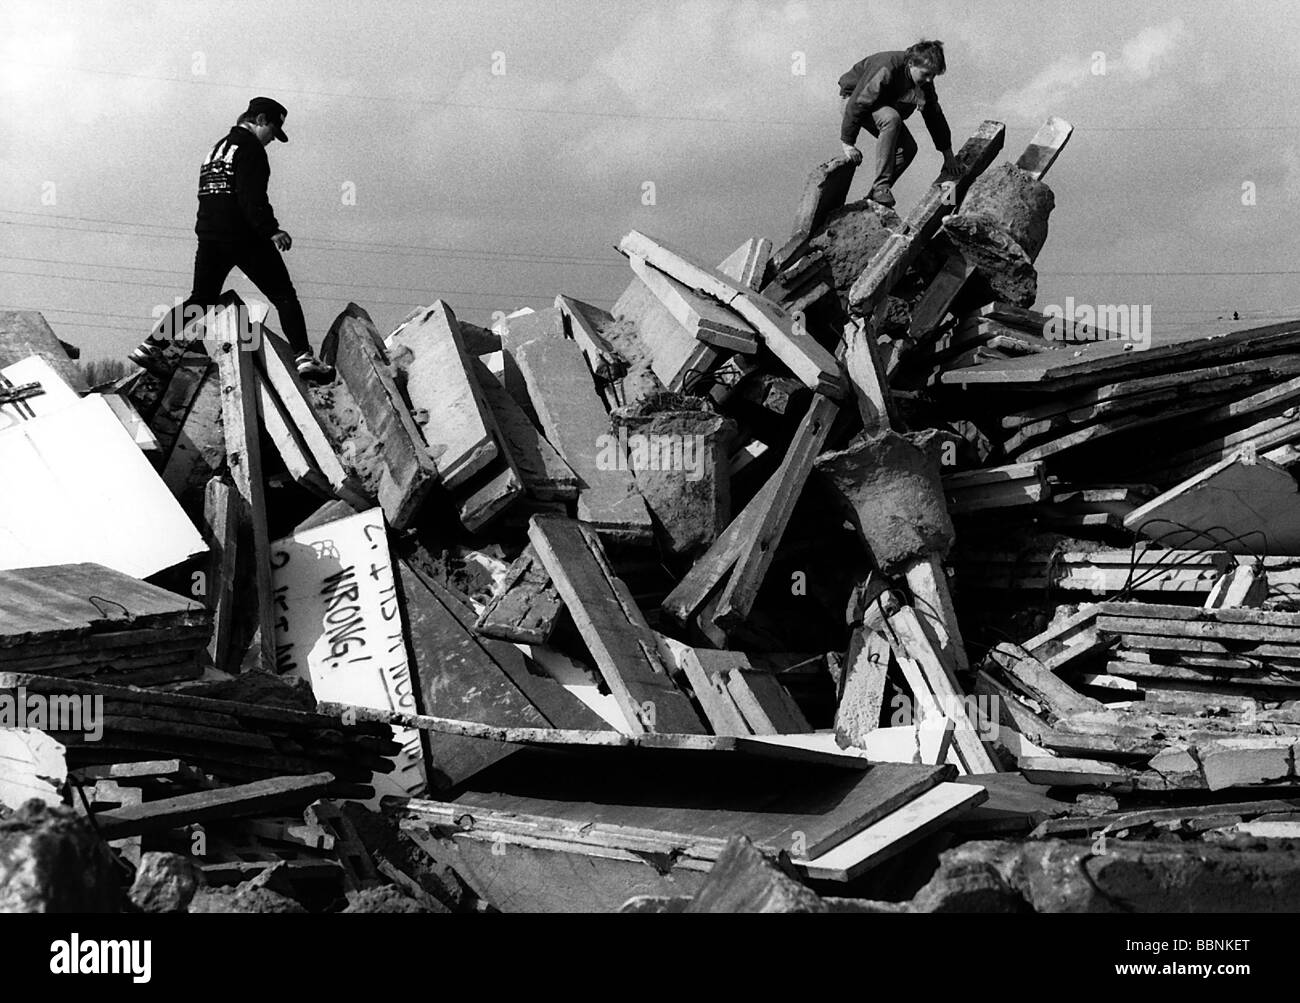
<box><xmin>627</xmin><ymin>255</ymin><xmax>758</xmax><ymax>354</ymax></box>
<box><xmin>321</xmin><ymin>701</ymin><xmax>874</xmax><ymax>769</ymax></box>
<box><xmin>389</xmin><ymin>301</ymin><xmax>498</xmax><ymax>489</ymax></box>
<box><xmin>904</xmin><ymin>553</ymin><xmax>968</xmax><ymax>674</ymax></box>
<box><xmin>658</xmin><ymin>637</ymin><xmax>751</xmax><ymax>736</ymax></box>
<box><xmin>661</xmin><ymin>476</ymin><xmax>777</xmax><ymax>626</ymax></box>
<box><xmin>397</xmin><ymin>559</ymin><xmax>548</xmax><ymax>789</ymax></box>
<box><xmin>907</xmin><ymin>253</ymin><xmax>976</xmax><ymax>341</ymax></box>
<box><xmin>147</xmin><ymin>351</ymin><xmax>209</xmax><ymax>460</ymax></box>
<box><xmin>713</xmin><ymin>393</ymin><xmax>838</xmax><ymax>632</ymax></box>
<box><xmin>796</xmin><ymin>781</ymin><xmax>986</xmax><ymax>881</ymax></box>
<box><xmin>472</xmin><ymin>358</ymin><xmax>577</xmax><ymax>501</ymax></box>
<box><xmin>1018</xmin><ymin>757</ymin><xmax>1134</xmax><ymax>787</ymax></box>
<box><xmin>1098</xmin><ymin>600</ymin><xmax>1300</xmax><ymax>627</ymax></box>
<box><xmin>1025</xmin><ymin>372</ymin><xmax>1300</xmax><ymax>462</ymax></box>
<box><xmin>201</xmin><ymin>477</ymin><xmax>239</xmax><ymax>674</ymax></box>
<box><xmin>528</xmin><ymin>514</ymin><xmax>704</xmax><ymax>734</ymax></box>
<box><xmin>256</xmin><ymin>326</ymin><xmax>371</xmax><ymax>507</ymax></box>
<box><xmin>1101</xmin><ymin>615</ymin><xmax>1300</xmax><ymax>646</ymax></box>
<box><xmin>848</xmin><ymin>120</ymin><xmax>1007</xmax><ymax>317</ymax></box>
<box><xmin>1013</xmin><ymin>116</ymin><xmax>1074</xmax><ymax>180</ymax></box>
<box><xmin>1012</xmin><ymin>393</ymin><xmax>1248</xmax><ymax>462</ymax></box>
<box><xmin>554</xmin><ymin>295</ymin><xmax>625</xmax><ymax>388</ymax></box>
<box><xmin>94</xmin><ymin>772</ymin><xmax>336</xmax><ymax>839</ymax></box>
<box><xmin>454</xmin><ymin>747</ymin><xmax>947</xmax><ymax>859</ymax></box>
<box><xmin>1159</xmin><ymin>412</ymin><xmax>1300</xmax><ymax>483</ymax></box>
<box><xmin>618</xmin><ymin>230</ymin><xmax>844</xmax><ymax>397</ymax></box>
<box><xmin>725</xmin><ymin>669</ymin><xmax>811</xmax><ymax>735</ymax></box>
<box><xmin>988</xmin><ymin>643</ymin><xmax>1106</xmax><ymax>718</ymax></box>
<box><xmin>1021</xmin><ymin>604</ymin><xmax>1108</xmax><ymax>673</ymax></box>
<box><xmin>328</xmin><ymin>303</ymin><xmax>438</xmax><ymax>529</ymax></box>
<box><xmin>999</xmin><ymin>354</ymin><xmax>1300</xmax><ymax>430</ymax></box>
<box><xmin>886</xmin><ymin>606</ymin><xmax>998</xmax><ymax>773</ymax></box>
<box><xmin>213</xmin><ymin>306</ymin><xmax>275</xmax><ymax>675</ymax></box>
<box><xmin>613</xmin><ymin>269</ymin><xmax>720</xmax><ymax>390</ymax></box>
<box><xmin>514</xmin><ymin>337</ymin><xmax>653</xmax><ymax>539</ymax></box>
<box><xmin>160</xmin><ymin>362</ymin><xmax>226</xmax><ymax>501</ymax></box>
<box><xmin>943</xmin><ymin>319</ymin><xmax>1300</xmax><ymax>390</ymax></box>
<box><xmin>258</xmin><ymin>373</ymin><xmax>332</xmax><ymax>497</ymax></box>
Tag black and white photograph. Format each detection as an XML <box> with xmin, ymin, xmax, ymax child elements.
<box><xmin>0</xmin><ymin>0</ymin><xmax>1292</xmax><ymax>979</ymax></box>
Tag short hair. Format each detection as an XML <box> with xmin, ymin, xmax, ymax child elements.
<box><xmin>906</xmin><ymin>39</ymin><xmax>947</xmax><ymax>75</ymax></box>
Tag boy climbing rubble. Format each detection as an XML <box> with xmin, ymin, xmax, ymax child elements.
<box><xmin>839</xmin><ymin>40</ymin><xmax>959</xmax><ymax>207</ymax></box>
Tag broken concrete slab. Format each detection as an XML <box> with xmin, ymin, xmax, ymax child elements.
<box><xmin>0</xmin><ymin>394</ymin><xmax>207</xmax><ymax>578</ymax></box>
<box><xmin>514</xmin><ymin>337</ymin><xmax>653</xmax><ymax>540</ymax></box>
<box><xmin>614</xmin><ymin>265</ymin><xmax>719</xmax><ymax>392</ymax></box>
<box><xmin>609</xmin><ymin>402</ymin><xmax>735</xmax><ymax>556</ymax></box>
<box><xmin>0</xmin><ymin>311</ymin><xmax>87</xmax><ymax>393</ymax></box>
<box><xmin>528</xmin><ymin>514</ymin><xmax>705</xmax><ymax>735</ymax></box>
<box><xmin>815</xmin><ymin>427</ymin><xmax>955</xmax><ymax>574</ymax></box>
<box><xmin>1124</xmin><ymin>450</ymin><xmax>1300</xmax><ymax>554</ymax></box>
<box><xmin>328</xmin><ymin>303</ymin><xmax>439</xmax><ymax>530</ymax></box>
<box><xmin>627</xmin><ymin>255</ymin><xmax>758</xmax><ymax>354</ymax></box>
<box><xmin>943</xmin><ymin>163</ymin><xmax>1056</xmax><ymax>307</ymax></box>
<box><xmin>388</xmin><ymin>301</ymin><xmax>499</xmax><ymax>491</ymax></box>
<box><xmin>472</xmin><ymin>358</ymin><xmax>578</xmax><ymax>502</ymax></box>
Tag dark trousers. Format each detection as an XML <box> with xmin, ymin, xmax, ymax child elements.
<box><xmin>153</xmin><ymin>238</ymin><xmax>310</xmax><ymax>354</ymax></box>
<box><xmin>863</xmin><ymin>106</ymin><xmax>918</xmax><ymax>190</ymax></box>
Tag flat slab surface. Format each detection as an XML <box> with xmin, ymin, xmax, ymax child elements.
<box><xmin>0</xmin><ymin>563</ymin><xmax>206</xmax><ymax>642</ymax></box>
<box><xmin>0</xmin><ymin>395</ymin><xmax>207</xmax><ymax>578</ymax></box>
<box><xmin>454</xmin><ymin>745</ymin><xmax>951</xmax><ymax>858</ymax></box>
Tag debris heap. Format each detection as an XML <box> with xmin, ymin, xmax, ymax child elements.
<box><xmin>6</xmin><ymin>113</ymin><xmax>1300</xmax><ymax>914</ymax></box>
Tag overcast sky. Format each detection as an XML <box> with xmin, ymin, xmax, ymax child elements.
<box><xmin>2</xmin><ymin>0</ymin><xmax>1299</xmax><ymax>361</ymax></box>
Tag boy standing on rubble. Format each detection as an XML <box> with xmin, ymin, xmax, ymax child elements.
<box><xmin>838</xmin><ymin>40</ymin><xmax>959</xmax><ymax>208</ymax></box>
<box><xmin>130</xmin><ymin>96</ymin><xmax>334</xmax><ymax>382</ymax></box>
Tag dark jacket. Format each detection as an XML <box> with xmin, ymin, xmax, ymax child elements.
<box><xmin>195</xmin><ymin>126</ymin><xmax>281</xmax><ymax>241</ymax></box>
<box><xmin>839</xmin><ymin>50</ymin><xmax>952</xmax><ymax>151</ymax></box>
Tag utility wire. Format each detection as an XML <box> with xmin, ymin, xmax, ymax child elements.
<box><xmin>12</xmin><ymin>60</ymin><xmax>1298</xmax><ymax>134</ymax></box>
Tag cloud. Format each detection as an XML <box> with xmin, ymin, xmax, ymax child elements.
<box><xmin>1121</xmin><ymin>19</ymin><xmax>1185</xmax><ymax>79</ymax></box>
<box><xmin>993</xmin><ymin>17</ymin><xmax>1186</xmax><ymax>121</ymax></box>
<box><xmin>561</xmin><ymin>0</ymin><xmax>827</xmax><ymax>178</ymax></box>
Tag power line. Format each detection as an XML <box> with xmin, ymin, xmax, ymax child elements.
<box><xmin>0</xmin><ymin>251</ymin><xmax>610</xmax><ymax>300</ymax></box>
<box><xmin>0</xmin><ymin>267</ymin><xmax>611</xmax><ymax>308</ymax></box>
<box><xmin>0</xmin><ymin>212</ymin><xmax>626</xmax><ymax>268</ymax></box>
<box><xmin>14</xmin><ymin>60</ymin><xmax>1295</xmax><ymax>134</ymax></box>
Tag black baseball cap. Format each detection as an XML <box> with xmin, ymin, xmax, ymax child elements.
<box><xmin>244</xmin><ymin>96</ymin><xmax>289</xmax><ymax>142</ymax></box>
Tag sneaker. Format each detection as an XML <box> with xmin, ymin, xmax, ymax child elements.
<box><xmin>128</xmin><ymin>340</ymin><xmax>172</xmax><ymax>379</ymax></box>
<box><xmin>295</xmin><ymin>352</ymin><xmax>335</xmax><ymax>383</ymax></box>
<box><xmin>868</xmin><ymin>184</ymin><xmax>896</xmax><ymax>207</ymax></box>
